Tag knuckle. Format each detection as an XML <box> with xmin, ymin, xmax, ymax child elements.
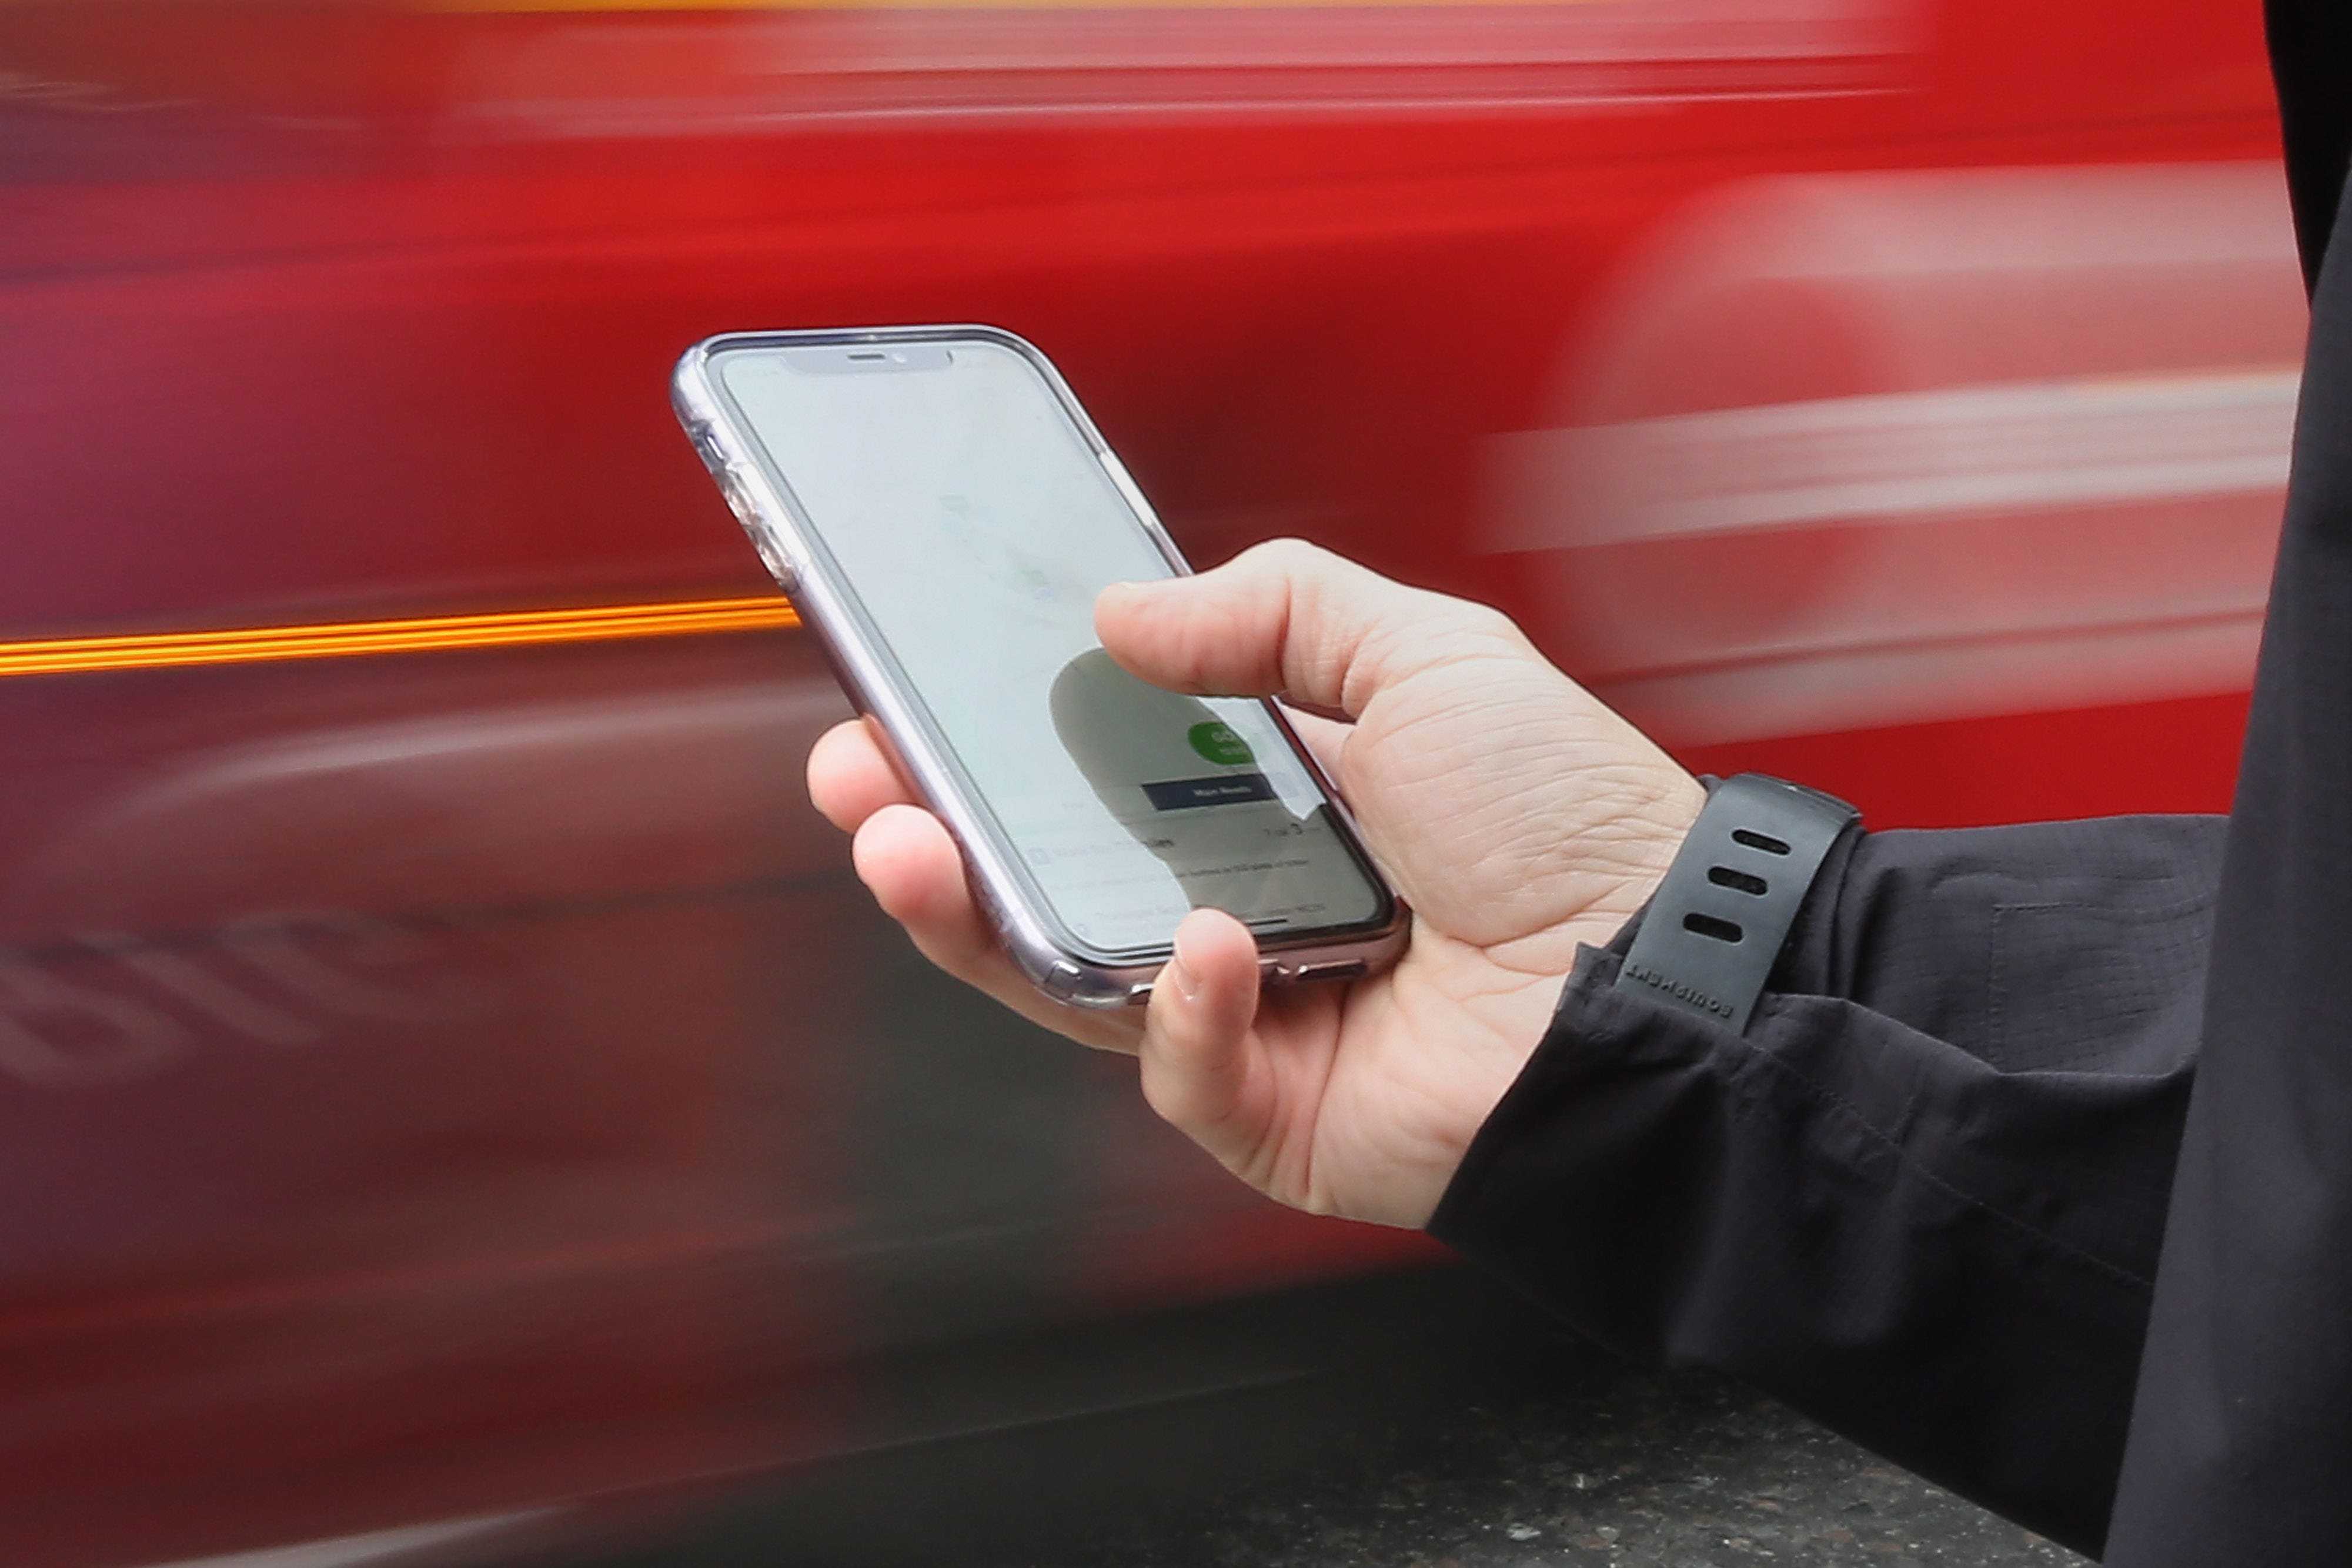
<box><xmin>1451</xmin><ymin>599</ymin><xmax>1525</xmax><ymax>646</ymax></box>
<box><xmin>1401</xmin><ymin>588</ymin><xmax>1525</xmax><ymax>660</ymax></box>
<box><xmin>1235</xmin><ymin>536</ymin><xmax>1328</xmax><ymax>579</ymax></box>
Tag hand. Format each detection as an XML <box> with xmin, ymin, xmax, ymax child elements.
<box><xmin>807</xmin><ymin>540</ymin><xmax>1703</xmax><ymax>1228</ymax></box>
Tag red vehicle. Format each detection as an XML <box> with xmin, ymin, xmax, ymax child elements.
<box><xmin>0</xmin><ymin>1</ymin><xmax>2294</xmax><ymax>1562</ymax></box>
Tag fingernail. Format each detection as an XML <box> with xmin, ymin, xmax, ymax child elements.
<box><xmin>1167</xmin><ymin>944</ymin><xmax>1200</xmax><ymax>1004</ymax></box>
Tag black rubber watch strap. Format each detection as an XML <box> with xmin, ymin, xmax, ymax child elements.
<box><xmin>1615</xmin><ymin>773</ymin><xmax>1859</xmax><ymax>1034</ymax></box>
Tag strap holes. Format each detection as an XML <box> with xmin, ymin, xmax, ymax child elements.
<box><xmin>1731</xmin><ymin>828</ymin><xmax>1791</xmax><ymax>855</ymax></box>
<box><xmin>1707</xmin><ymin>866</ymin><xmax>1768</xmax><ymax>896</ymax></box>
<box><xmin>1683</xmin><ymin>912</ymin><xmax>1743</xmax><ymax>944</ymax></box>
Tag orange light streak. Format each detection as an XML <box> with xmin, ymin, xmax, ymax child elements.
<box><xmin>436</xmin><ymin>0</ymin><xmax>1583</xmax><ymax>12</ymax></box>
<box><xmin>0</xmin><ymin>597</ymin><xmax>800</xmax><ymax>679</ymax></box>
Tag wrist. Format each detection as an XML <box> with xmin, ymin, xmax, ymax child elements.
<box><xmin>1576</xmin><ymin>769</ymin><xmax>1709</xmax><ymax>938</ymax></box>
<box><xmin>1611</xmin><ymin>774</ymin><xmax>1861</xmax><ymax>1034</ymax></box>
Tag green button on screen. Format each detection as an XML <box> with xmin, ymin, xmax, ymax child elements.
<box><xmin>1187</xmin><ymin>720</ymin><xmax>1256</xmax><ymax>767</ymax></box>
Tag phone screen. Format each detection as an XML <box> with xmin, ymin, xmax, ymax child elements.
<box><xmin>714</xmin><ymin>339</ymin><xmax>1388</xmax><ymax>957</ymax></box>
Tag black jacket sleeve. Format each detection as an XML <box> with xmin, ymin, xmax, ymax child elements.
<box><xmin>2267</xmin><ymin>0</ymin><xmax>2352</xmax><ymax>292</ymax></box>
<box><xmin>2093</xmin><ymin>9</ymin><xmax>2352</xmax><ymax>1564</ymax></box>
<box><xmin>1429</xmin><ymin>814</ymin><xmax>2223</xmax><ymax>1559</ymax></box>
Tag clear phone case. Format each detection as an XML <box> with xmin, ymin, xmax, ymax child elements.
<box><xmin>673</xmin><ymin>324</ymin><xmax>1408</xmax><ymax>1007</ymax></box>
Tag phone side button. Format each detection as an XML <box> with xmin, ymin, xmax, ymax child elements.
<box><xmin>719</xmin><ymin>469</ymin><xmax>759</xmax><ymax>520</ymax></box>
<box><xmin>1258</xmin><ymin>959</ymin><xmax>1288</xmax><ymax>985</ymax></box>
<box><xmin>721</xmin><ymin>469</ymin><xmax>799</xmax><ymax>589</ymax></box>
<box><xmin>1293</xmin><ymin>958</ymin><xmax>1367</xmax><ymax>983</ymax></box>
<box><xmin>1044</xmin><ymin>960</ymin><xmax>1084</xmax><ymax>999</ymax></box>
<box><xmin>748</xmin><ymin>532</ymin><xmax>796</xmax><ymax>593</ymax></box>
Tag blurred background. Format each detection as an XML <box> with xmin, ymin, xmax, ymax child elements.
<box><xmin>0</xmin><ymin>1</ymin><xmax>2296</xmax><ymax>1563</ymax></box>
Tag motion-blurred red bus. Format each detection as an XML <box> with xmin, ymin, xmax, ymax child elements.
<box><xmin>0</xmin><ymin>1</ymin><xmax>2295</xmax><ymax>1562</ymax></box>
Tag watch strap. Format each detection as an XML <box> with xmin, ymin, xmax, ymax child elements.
<box><xmin>1615</xmin><ymin>773</ymin><xmax>1859</xmax><ymax>1034</ymax></box>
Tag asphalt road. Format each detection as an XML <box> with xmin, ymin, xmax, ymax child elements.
<box><xmin>589</xmin><ymin>1269</ymin><xmax>2086</xmax><ymax>1568</ymax></box>
<box><xmin>1070</xmin><ymin>1356</ymin><xmax>2086</xmax><ymax>1567</ymax></box>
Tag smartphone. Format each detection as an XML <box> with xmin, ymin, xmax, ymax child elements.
<box><xmin>673</xmin><ymin>325</ymin><xmax>1407</xmax><ymax>1007</ymax></box>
